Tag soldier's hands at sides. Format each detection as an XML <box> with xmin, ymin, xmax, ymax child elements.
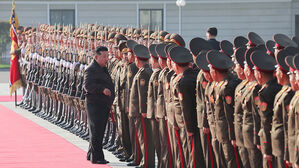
<box><xmin>263</xmin><ymin>154</ymin><xmax>272</xmax><ymax>161</ymax></box>
<box><xmin>141</xmin><ymin>113</ymin><xmax>147</xmax><ymax>118</ymax></box>
<box><xmin>203</xmin><ymin>127</ymin><xmax>210</xmax><ymax>134</ymax></box>
<box><xmin>286</xmin><ymin>161</ymin><xmax>292</xmax><ymax>167</ymax></box>
<box><xmin>231</xmin><ymin>140</ymin><xmax>236</xmax><ymax>148</ymax></box>
<box><xmin>103</xmin><ymin>88</ymin><xmax>111</xmax><ymax>96</ymax></box>
<box><xmin>257</xmin><ymin>145</ymin><xmax>261</xmax><ymax>151</ymax></box>
<box><xmin>187</xmin><ymin>132</ymin><xmax>194</xmax><ymax>137</ymax></box>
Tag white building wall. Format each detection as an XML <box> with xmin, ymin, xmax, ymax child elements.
<box><xmin>166</xmin><ymin>2</ymin><xmax>292</xmax><ymax>44</ymax></box>
<box><xmin>292</xmin><ymin>0</ymin><xmax>299</xmax><ymax>36</ymax></box>
<box><xmin>0</xmin><ymin>4</ymin><xmax>48</xmax><ymax>25</ymax></box>
<box><xmin>77</xmin><ymin>4</ymin><xmax>136</xmax><ymax>26</ymax></box>
<box><xmin>0</xmin><ymin>0</ymin><xmax>296</xmax><ymax>46</ymax></box>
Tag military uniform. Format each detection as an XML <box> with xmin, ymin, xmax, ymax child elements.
<box><xmin>129</xmin><ymin>44</ymin><xmax>154</xmax><ymax>168</ymax></box>
<box><xmin>287</xmin><ymin>90</ymin><xmax>299</xmax><ymax>166</ymax></box>
<box><xmin>251</xmin><ymin>51</ymin><xmax>282</xmax><ymax>168</ymax></box>
<box><xmin>293</xmin><ymin>55</ymin><xmax>299</xmax><ymax>167</ymax></box>
<box><xmin>125</xmin><ymin>40</ymin><xmax>141</xmax><ymax>166</ymax></box>
<box><xmin>147</xmin><ymin>44</ymin><xmax>162</xmax><ymax>167</ymax></box>
<box><xmin>155</xmin><ymin>43</ymin><xmax>173</xmax><ymax>168</ymax></box>
<box><xmin>169</xmin><ymin>46</ymin><xmax>205</xmax><ymax>168</ymax></box>
<box><xmin>126</xmin><ymin>61</ymin><xmax>140</xmax><ymax>165</ymax></box>
<box><xmin>271</xmin><ymin>48</ymin><xmax>296</xmax><ymax>167</ymax></box>
<box><xmin>207</xmin><ymin>50</ymin><xmax>241</xmax><ymax>168</ymax></box>
<box><xmin>242</xmin><ymin>81</ymin><xmax>263</xmax><ymax>168</ymax></box>
<box><xmin>234</xmin><ymin>79</ymin><xmax>250</xmax><ymax>168</ymax></box>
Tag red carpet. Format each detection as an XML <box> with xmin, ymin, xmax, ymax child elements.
<box><xmin>0</xmin><ymin>104</ymin><xmax>111</xmax><ymax>168</ymax></box>
<box><xmin>0</xmin><ymin>95</ymin><xmax>23</xmax><ymax>102</ymax></box>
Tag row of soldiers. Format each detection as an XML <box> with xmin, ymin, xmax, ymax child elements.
<box><xmin>15</xmin><ymin>23</ymin><xmax>299</xmax><ymax>168</ymax></box>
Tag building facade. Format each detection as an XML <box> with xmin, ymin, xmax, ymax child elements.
<box><xmin>0</xmin><ymin>0</ymin><xmax>299</xmax><ymax>44</ymax></box>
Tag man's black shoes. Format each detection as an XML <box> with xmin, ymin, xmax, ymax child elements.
<box><xmin>91</xmin><ymin>160</ymin><xmax>109</xmax><ymax>164</ymax></box>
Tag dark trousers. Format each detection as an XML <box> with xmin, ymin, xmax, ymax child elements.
<box><xmin>86</xmin><ymin>102</ymin><xmax>110</xmax><ymax>162</ymax></box>
<box><xmin>247</xmin><ymin>148</ymin><xmax>262</xmax><ymax>168</ymax></box>
<box><xmin>200</xmin><ymin>128</ymin><xmax>217</xmax><ymax>168</ymax></box>
<box><xmin>158</xmin><ymin>118</ymin><xmax>173</xmax><ymax>168</ymax></box>
<box><xmin>121</xmin><ymin>112</ymin><xmax>132</xmax><ymax>156</ymax></box>
<box><xmin>135</xmin><ymin>115</ymin><xmax>155</xmax><ymax>168</ymax></box>
<box><xmin>129</xmin><ymin>116</ymin><xmax>142</xmax><ymax>164</ymax></box>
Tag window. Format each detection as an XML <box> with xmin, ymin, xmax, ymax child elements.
<box><xmin>139</xmin><ymin>9</ymin><xmax>163</xmax><ymax>31</ymax></box>
<box><xmin>50</xmin><ymin>9</ymin><xmax>75</xmax><ymax>26</ymax></box>
<box><xmin>296</xmin><ymin>15</ymin><xmax>299</xmax><ymax>37</ymax></box>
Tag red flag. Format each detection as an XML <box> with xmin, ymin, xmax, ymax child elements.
<box><xmin>9</xmin><ymin>0</ymin><xmax>22</xmax><ymax>96</ymax></box>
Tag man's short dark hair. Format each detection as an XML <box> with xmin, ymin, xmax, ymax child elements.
<box><xmin>95</xmin><ymin>46</ymin><xmax>108</xmax><ymax>56</ymax></box>
<box><xmin>207</xmin><ymin>27</ymin><xmax>217</xmax><ymax>36</ymax></box>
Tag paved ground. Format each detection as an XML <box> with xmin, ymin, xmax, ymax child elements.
<box><xmin>0</xmin><ymin>71</ymin><xmax>10</xmax><ymax>83</ymax></box>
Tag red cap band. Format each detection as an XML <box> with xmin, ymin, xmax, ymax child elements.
<box><xmin>267</xmin><ymin>50</ymin><xmax>274</xmax><ymax>57</ymax></box>
<box><xmin>248</xmin><ymin>41</ymin><xmax>256</xmax><ymax>47</ymax></box>
<box><xmin>275</xmin><ymin>43</ymin><xmax>284</xmax><ymax>50</ymax></box>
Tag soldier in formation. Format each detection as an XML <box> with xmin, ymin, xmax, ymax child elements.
<box><xmin>16</xmin><ymin>23</ymin><xmax>299</xmax><ymax>168</ymax></box>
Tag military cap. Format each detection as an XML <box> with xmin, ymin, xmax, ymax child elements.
<box><xmin>108</xmin><ymin>32</ymin><xmax>117</xmax><ymax>42</ymax></box>
<box><xmin>284</xmin><ymin>46</ymin><xmax>299</xmax><ymax>55</ymax></box>
<box><xmin>170</xmin><ymin>33</ymin><xmax>185</xmax><ymax>47</ymax></box>
<box><xmin>17</xmin><ymin>26</ymin><xmax>24</xmax><ymax>34</ymax></box>
<box><xmin>115</xmin><ymin>27</ymin><xmax>120</xmax><ymax>33</ymax></box>
<box><xmin>265</xmin><ymin>40</ymin><xmax>275</xmax><ymax>56</ymax></box>
<box><xmin>126</xmin><ymin>28</ymin><xmax>132</xmax><ymax>37</ymax></box>
<box><xmin>285</xmin><ymin>56</ymin><xmax>296</xmax><ymax>72</ymax></box>
<box><xmin>273</xmin><ymin>34</ymin><xmax>298</xmax><ymax>49</ymax></box>
<box><xmin>195</xmin><ymin>50</ymin><xmax>209</xmax><ymax>71</ymax></box>
<box><xmin>220</xmin><ymin>40</ymin><xmax>234</xmax><ymax>57</ymax></box>
<box><xmin>251</xmin><ymin>51</ymin><xmax>276</xmax><ymax>72</ymax></box>
<box><xmin>245</xmin><ymin>47</ymin><xmax>260</xmax><ymax>69</ymax></box>
<box><xmin>155</xmin><ymin>43</ymin><xmax>167</xmax><ymax>59</ymax></box>
<box><xmin>103</xmin><ymin>31</ymin><xmax>109</xmax><ymax>41</ymax></box>
<box><xmin>149</xmin><ymin>44</ymin><xmax>158</xmax><ymax>59</ymax></box>
<box><xmin>25</xmin><ymin>27</ymin><xmax>31</xmax><ymax>34</ymax></box>
<box><xmin>293</xmin><ymin>54</ymin><xmax>299</xmax><ymax>70</ymax></box>
<box><xmin>133</xmin><ymin>29</ymin><xmax>141</xmax><ymax>38</ymax></box>
<box><xmin>104</xmin><ymin>26</ymin><xmax>109</xmax><ymax>32</ymax></box>
<box><xmin>96</xmin><ymin>30</ymin><xmax>102</xmax><ymax>40</ymax></box>
<box><xmin>159</xmin><ymin>31</ymin><xmax>169</xmax><ymax>41</ymax></box>
<box><xmin>164</xmin><ymin>33</ymin><xmax>171</xmax><ymax>43</ymax></box>
<box><xmin>133</xmin><ymin>44</ymin><xmax>150</xmax><ymax>60</ymax></box>
<box><xmin>247</xmin><ymin>32</ymin><xmax>264</xmax><ymax>47</ymax></box>
<box><xmin>276</xmin><ymin>49</ymin><xmax>293</xmax><ymax>72</ymax></box>
<box><xmin>165</xmin><ymin>43</ymin><xmax>177</xmax><ymax>58</ymax></box>
<box><xmin>89</xmin><ymin>31</ymin><xmax>95</xmax><ymax>40</ymax></box>
<box><xmin>142</xmin><ymin>29</ymin><xmax>149</xmax><ymax>38</ymax></box>
<box><xmin>189</xmin><ymin>37</ymin><xmax>212</xmax><ymax>56</ymax></box>
<box><xmin>233</xmin><ymin>36</ymin><xmax>248</xmax><ymax>49</ymax></box>
<box><xmin>207</xmin><ymin>50</ymin><xmax>234</xmax><ymax>71</ymax></box>
<box><xmin>114</xmin><ymin>33</ymin><xmax>127</xmax><ymax>45</ymax></box>
<box><xmin>120</xmin><ymin>28</ymin><xmax>127</xmax><ymax>35</ymax></box>
<box><xmin>118</xmin><ymin>41</ymin><xmax>128</xmax><ymax>53</ymax></box>
<box><xmin>234</xmin><ymin>47</ymin><xmax>247</xmax><ymax>68</ymax></box>
<box><xmin>292</xmin><ymin>36</ymin><xmax>299</xmax><ymax>47</ymax></box>
<box><xmin>145</xmin><ymin>30</ymin><xmax>154</xmax><ymax>39</ymax></box>
<box><xmin>169</xmin><ymin>46</ymin><xmax>193</xmax><ymax>65</ymax></box>
<box><xmin>127</xmin><ymin>40</ymin><xmax>138</xmax><ymax>51</ymax></box>
<box><xmin>141</xmin><ymin>29</ymin><xmax>147</xmax><ymax>37</ymax></box>
<box><xmin>83</xmin><ymin>31</ymin><xmax>88</xmax><ymax>39</ymax></box>
<box><xmin>127</xmin><ymin>27</ymin><xmax>135</xmax><ymax>37</ymax></box>
<box><xmin>150</xmin><ymin>31</ymin><xmax>159</xmax><ymax>40</ymax></box>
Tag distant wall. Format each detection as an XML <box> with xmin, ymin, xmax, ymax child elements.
<box><xmin>0</xmin><ymin>0</ymin><xmax>296</xmax><ymax>46</ymax></box>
